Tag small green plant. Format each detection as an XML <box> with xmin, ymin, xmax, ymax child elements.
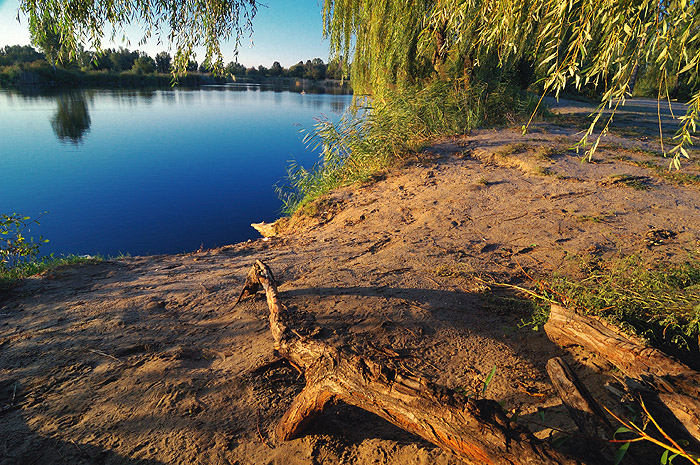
<box><xmin>607</xmin><ymin>174</ymin><xmax>651</xmax><ymax>190</ymax></box>
<box><xmin>576</xmin><ymin>212</ymin><xmax>615</xmax><ymax>223</ymax></box>
<box><xmin>535</xmin><ymin>166</ymin><xmax>555</xmax><ymax>176</ymax></box>
<box><xmin>0</xmin><ymin>212</ymin><xmax>99</xmax><ymax>290</ymax></box>
<box><xmin>534</xmin><ymin>255</ymin><xmax>700</xmax><ymax>364</ymax></box>
<box><xmin>534</xmin><ymin>145</ymin><xmax>567</xmax><ymax>161</ymax></box>
<box><xmin>1</xmin><ymin>212</ymin><xmax>48</xmax><ymax>272</ymax></box>
<box><xmin>607</xmin><ymin>400</ymin><xmax>700</xmax><ymax>465</ymax></box>
<box><xmin>494</xmin><ymin>143</ymin><xmax>529</xmax><ymax>157</ymax></box>
<box><xmin>454</xmin><ymin>365</ymin><xmax>497</xmax><ymax>399</ymax></box>
<box><xmin>481</xmin><ymin>365</ymin><xmax>497</xmax><ymax>396</ymax></box>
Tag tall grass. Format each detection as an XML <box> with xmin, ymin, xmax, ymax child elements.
<box><xmin>278</xmin><ymin>79</ymin><xmax>536</xmax><ymax>214</ymax></box>
<box><xmin>277</xmin><ymin>78</ymin><xmax>543</xmax><ymax>213</ymax></box>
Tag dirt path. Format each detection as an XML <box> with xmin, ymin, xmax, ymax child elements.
<box><xmin>1</xmin><ymin>102</ymin><xmax>699</xmax><ymax>464</ymax></box>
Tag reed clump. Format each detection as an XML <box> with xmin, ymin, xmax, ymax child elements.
<box><xmin>278</xmin><ymin>80</ymin><xmax>539</xmax><ymax>213</ymax></box>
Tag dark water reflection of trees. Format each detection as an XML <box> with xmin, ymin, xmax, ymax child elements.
<box><xmin>51</xmin><ymin>92</ymin><xmax>92</xmax><ymax>145</ymax></box>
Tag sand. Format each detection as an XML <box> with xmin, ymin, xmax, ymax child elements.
<box><xmin>1</xmin><ymin>98</ymin><xmax>699</xmax><ymax>464</ymax></box>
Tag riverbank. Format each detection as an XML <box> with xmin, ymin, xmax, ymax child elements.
<box><xmin>0</xmin><ymin>64</ymin><xmax>352</xmax><ymax>94</ymax></box>
<box><xmin>1</xmin><ymin>102</ymin><xmax>699</xmax><ymax>464</ymax></box>
<box><xmin>0</xmin><ymin>65</ymin><xmax>219</xmax><ymax>89</ymax></box>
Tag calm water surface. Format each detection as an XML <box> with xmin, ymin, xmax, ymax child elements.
<box><xmin>0</xmin><ymin>86</ymin><xmax>352</xmax><ymax>257</ymax></box>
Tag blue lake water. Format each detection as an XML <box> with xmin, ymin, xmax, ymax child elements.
<box><xmin>0</xmin><ymin>86</ymin><xmax>352</xmax><ymax>257</ymax></box>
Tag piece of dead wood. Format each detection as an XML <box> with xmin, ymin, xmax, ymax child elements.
<box><xmin>545</xmin><ymin>359</ymin><xmax>653</xmax><ymax>465</ymax></box>
<box><xmin>545</xmin><ymin>304</ymin><xmax>700</xmax><ymax>445</ymax></box>
<box><xmin>546</xmin><ymin>357</ymin><xmax>614</xmax><ymax>440</ymax></box>
<box><xmin>86</xmin><ymin>348</ymin><xmax>122</xmax><ymax>364</ymax></box>
<box><xmin>234</xmin><ymin>267</ymin><xmax>262</xmax><ymax>306</ymax></box>
<box><xmin>251</xmin><ymin>220</ymin><xmax>281</xmax><ymax>238</ymax></box>
<box><xmin>546</xmin><ymin>357</ymin><xmax>619</xmax><ymax>463</ymax></box>
<box><xmin>257</xmin><ymin>408</ymin><xmax>273</xmax><ymax>449</ymax></box>
<box><xmin>236</xmin><ymin>260</ymin><xmax>579</xmax><ymax>465</ymax></box>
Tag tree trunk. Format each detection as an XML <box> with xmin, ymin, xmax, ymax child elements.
<box><xmin>545</xmin><ymin>304</ymin><xmax>700</xmax><ymax>445</ymax></box>
<box><xmin>238</xmin><ymin>261</ymin><xmax>580</xmax><ymax>465</ymax></box>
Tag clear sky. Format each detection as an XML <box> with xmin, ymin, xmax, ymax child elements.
<box><xmin>0</xmin><ymin>0</ymin><xmax>332</xmax><ymax>68</ymax></box>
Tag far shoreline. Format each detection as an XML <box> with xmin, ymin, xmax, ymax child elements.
<box><xmin>0</xmin><ymin>67</ymin><xmax>353</xmax><ymax>95</ymax></box>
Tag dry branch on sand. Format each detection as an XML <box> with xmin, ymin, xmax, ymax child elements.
<box><xmin>235</xmin><ymin>262</ymin><xmax>700</xmax><ymax>464</ymax></box>
<box><xmin>235</xmin><ymin>260</ymin><xmax>578</xmax><ymax>465</ymax></box>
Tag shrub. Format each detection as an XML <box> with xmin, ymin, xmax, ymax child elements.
<box><xmin>0</xmin><ymin>212</ymin><xmax>48</xmax><ymax>272</ymax></box>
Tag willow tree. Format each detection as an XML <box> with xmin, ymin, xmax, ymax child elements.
<box><xmin>322</xmin><ymin>0</ymin><xmax>699</xmax><ymax>166</ymax></box>
<box><xmin>19</xmin><ymin>0</ymin><xmax>258</xmax><ymax>74</ymax></box>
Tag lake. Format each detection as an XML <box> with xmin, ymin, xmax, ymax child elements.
<box><xmin>0</xmin><ymin>86</ymin><xmax>352</xmax><ymax>257</ymax></box>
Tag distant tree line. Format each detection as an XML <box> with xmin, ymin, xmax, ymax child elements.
<box><xmin>0</xmin><ymin>44</ymin><xmax>346</xmax><ymax>81</ymax></box>
<box><xmin>225</xmin><ymin>58</ymin><xmax>346</xmax><ymax>81</ymax></box>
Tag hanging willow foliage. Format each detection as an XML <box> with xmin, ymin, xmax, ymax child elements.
<box><xmin>20</xmin><ymin>0</ymin><xmax>258</xmax><ymax>75</ymax></box>
<box><xmin>322</xmin><ymin>0</ymin><xmax>700</xmax><ymax>166</ymax></box>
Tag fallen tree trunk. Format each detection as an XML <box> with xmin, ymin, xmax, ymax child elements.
<box><xmin>238</xmin><ymin>261</ymin><xmax>579</xmax><ymax>465</ymax></box>
<box><xmin>545</xmin><ymin>304</ymin><xmax>700</xmax><ymax>444</ymax></box>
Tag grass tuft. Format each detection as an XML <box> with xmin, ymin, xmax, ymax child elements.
<box><xmin>0</xmin><ymin>255</ymin><xmax>100</xmax><ymax>291</ymax></box>
<box><xmin>494</xmin><ymin>143</ymin><xmax>529</xmax><ymax>157</ymax></box>
<box><xmin>523</xmin><ymin>256</ymin><xmax>700</xmax><ymax>366</ymax></box>
<box><xmin>605</xmin><ymin>174</ymin><xmax>651</xmax><ymax>190</ymax></box>
<box><xmin>632</xmin><ymin>160</ymin><xmax>700</xmax><ymax>187</ymax></box>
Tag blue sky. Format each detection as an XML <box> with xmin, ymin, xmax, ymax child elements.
<box><xmin>0</xmin><ymin>0</ymin><xmax>332</xmax><ymax>67</ymax></box>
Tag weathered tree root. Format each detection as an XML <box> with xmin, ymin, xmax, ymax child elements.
<box><xmin>545</xmin><ymin>304</ymin><xmax>700</xmax><ymax>446</ymax></box>
<box><xmin>237</xmin><ymin>261</ymin><xmax>579</xmax><ymax>465</ymax></box>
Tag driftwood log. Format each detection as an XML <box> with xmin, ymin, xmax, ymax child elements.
<box><xmin>545</xmin><ymin>304</ymin><xmax>700</xmax><ymax>444</ymax></box>
<box><xmin>238</xmin><ymin>261</ymin><xmax>579</xmax><ymax>465</ymax></box>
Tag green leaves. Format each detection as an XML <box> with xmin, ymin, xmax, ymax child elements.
<box><xmin>20</xmin><ymin>0</ymin><xmax>259</xmax><ymax>76</ymax></box>
<box><xmin>0</xmin><ymin>212</ymin><xmax>49</xmax><ymax>272</ymax></box>
<box><xmin>322</xmin><ymin>0</ymin><xmax>698</xmax><ymax>164</ymax></box>
<box><xmin>613</xmin><ymin>442</ymin><xmax>630</xmax><ymax>465</ymax></box>
<box><xmin>661</xmin><ymin>449</ymin><xmax>680</xmax><ymax>464</ymax></box>
<box><xmin>482</xmin><ymin>365</ymin><xmax>497</xmax><ymax>396</ymax></box>
<box><xmin>614</xmin><ymin>426</ymin><xmax>634</xmax><ymax>437</ymax></box>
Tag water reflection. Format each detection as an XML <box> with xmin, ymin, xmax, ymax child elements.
<box><xmin>330</xmin><ymin>100</ymin><xmax>347</xmax><ymax>114</ymax></box>
<box><xmin>51</xmin><ymin>92</ymin><xmax>91</xmax><ymax>145</ymax></box>
<box><xmin>218</xmin><ymin>80</ymin><xmax>352</xmax><ymax>96</ymax></box>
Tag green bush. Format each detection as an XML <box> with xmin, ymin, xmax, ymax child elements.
<box><xmin>531</xmin><ymin>256</ymin><xmax>700</xmax><ymax>365</ymax></box>
<box><xmin>0</xmin><ymin>212</ymin><xmax>48</xmax><ymax>272</ymax></box>
<box><xmin>0</xmin><ymin>212</ymin><xmax>100</xmax><ymax>290</ymax></box>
